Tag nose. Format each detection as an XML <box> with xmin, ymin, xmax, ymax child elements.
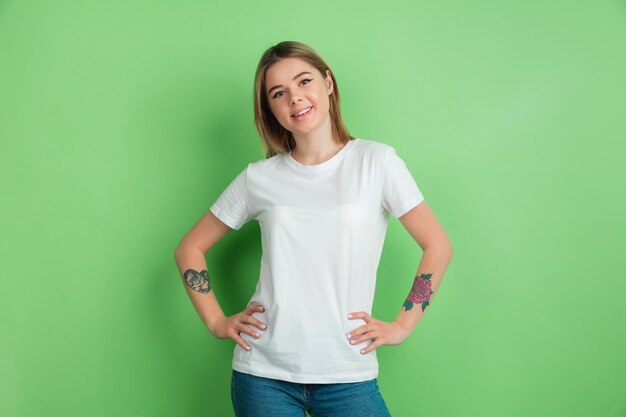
<box><xmin>291</xmin><ymin>94</ymin><xmax>303</xmax><ymax>106</ymax></box>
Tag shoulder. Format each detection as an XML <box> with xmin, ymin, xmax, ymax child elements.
<box><xmin>245</xmin><ymin>152</ymin><xmax>284</xmax><ymax>177</ymax></box>
<box><xmin>351</xmin><ymin>137</ymin><xmax>396</xmax><ymax>163</ymax></box>
<box><xmin>353</xmin><ymin>137</ymin><xmax>393</xmax><ymax>152</ymax></box>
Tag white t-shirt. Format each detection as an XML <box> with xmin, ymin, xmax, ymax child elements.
<box><xmin>209</xmin><ymin>137</ymin><xmax>425</xmax><ymax>383</ymax></box>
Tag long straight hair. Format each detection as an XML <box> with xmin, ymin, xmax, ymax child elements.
<box><xmin>253</xmin><ymin>41</ymin><xmax>355</xmax><ymax>159</ymax></box>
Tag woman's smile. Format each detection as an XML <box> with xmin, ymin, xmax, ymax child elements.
<box><xmin>291</xmin><ymin>106</ymin><xmax>313</xmax><ymax>121</ymax></box>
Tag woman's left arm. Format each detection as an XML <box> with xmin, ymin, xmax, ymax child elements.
<box><xmin>347</xmin><ymin>201</ymin><xmax>453</xmax><ymax>354</ymax></box>
<box><xmin>392</xmin><ymin>200</ymin><xmax>453</xmax><ymax>333</ymax></box>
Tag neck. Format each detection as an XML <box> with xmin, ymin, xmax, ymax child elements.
<box><xmin>290</xmin><ymin>116</ymin><xmax>343</xmax><ymax>165</ymax></box>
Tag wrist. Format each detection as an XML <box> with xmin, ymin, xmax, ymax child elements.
<box><xmin>205</xmin><ymin>314</ymin><xmax>225</xmax><ymax>334</ymax></box>
<box><xmin>392</xmin><ymin>319</ymin><xmax>411</xmax><ymax>336</ymax></box>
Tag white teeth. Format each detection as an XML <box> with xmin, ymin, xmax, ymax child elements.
<box><xmin>293</xmin><ymin>107</ymin><xmax>311</xmax><ymax>117</ymax></box>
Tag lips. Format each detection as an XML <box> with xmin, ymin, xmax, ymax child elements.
<box><xmin>291</xmin><ymin>106</ymin><xmax>312</xmax><ymax>117</ymax></box>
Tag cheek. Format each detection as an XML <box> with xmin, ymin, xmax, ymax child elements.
<box><xmin>314</xmin><ymin>95</ymin><xmax>329</xmax><ymax>114</ymax></box>
<box><xmin>317</xmin><ymin>89</ymin><xmax>330</xmax><ymax>105</ymax></box>
<box><xmin>270</xmin><ymin>103</ymin><xmax>286</xmax><ymax>119</ymax></box>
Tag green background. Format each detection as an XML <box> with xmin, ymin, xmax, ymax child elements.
<box><xmin>1</xmin><ymin>1</ymin><xmax>625</xmax><ymax>416</ymax></box>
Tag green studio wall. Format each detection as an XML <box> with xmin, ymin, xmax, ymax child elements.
<box><xmin>1</xmin><ymin>1</ymin><xmax>625</xmax><ymax>416</ymax></box>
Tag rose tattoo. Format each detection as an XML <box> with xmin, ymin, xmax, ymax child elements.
<box><xmin>183</xmin><ymin>269</ymin><xmax>211</xmax><ymax>294</ymax></box>
<box><xmin>403</xmin><ymin>273</ymin><xmax>433</xmax><ymax>312</ymax></box>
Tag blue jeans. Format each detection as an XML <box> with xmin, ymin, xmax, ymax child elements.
<box><xmin>231</xmin><ymin>369</ymin><xmax>392</xmax><ymax>417</ymax></box>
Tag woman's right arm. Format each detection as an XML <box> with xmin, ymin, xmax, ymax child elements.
<box><xmin>173</xmin><ymin>210</ymin><xmax>267</xmax><ymax>350</ymax></box>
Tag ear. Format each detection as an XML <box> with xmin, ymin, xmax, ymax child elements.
<box><xmin>325</xmin><ymin>69</ymin><xmax>334</xmax><ymax>95</ymax></box>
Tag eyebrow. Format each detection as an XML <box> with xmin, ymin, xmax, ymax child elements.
<box><xmin>267</xmin><ymin>71</ymin><xmax>313</xmax><ymax>96</ymax></box>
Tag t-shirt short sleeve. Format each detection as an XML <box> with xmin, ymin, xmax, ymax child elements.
<box><xmin>381</xmin><ymin>147</ymin><xmax>425</xmax><ymax>218</ymax></box>
<box><xmin>209</xmin><ymin>164</ymin><xmax>253</xmax><ymax>230</ymax></box>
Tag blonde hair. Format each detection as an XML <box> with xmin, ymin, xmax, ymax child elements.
<box><xmin>253</xmin><ymin>41</ymin><xmax>355</xmax><ymax>159</ymax></box>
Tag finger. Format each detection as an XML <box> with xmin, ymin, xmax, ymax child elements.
<box><xmin>360</xmin><ymin>337</ymin><xmax>383</xmax><ymax>355</ymax></box>
<box><xmin>349</xmin><ymin>329</ymin><xmax>379</xmax><ymax>345</ymax></box>
<box><xmin>242</xmin><ymin>313</ymin><xmax>267</xmax><ymax>330</ymax></box>
<box><xmin>232</xmin><ymin>332</ymin><xmax>252</xmax><ymax>351</ymax></box>
<box><xmin>251</xmin><ymin>318</ymin><xmax>268</xmax><ymax>331</ymax></box>
<box><xmin>247</xmin><ymin>305</ymin><xmax>267</xmax><ymax>329</ymax></box>
<box><xmin>345</xmin><ymin>328</ymin><xmax>358</xmax><ymax>340</ymax></box>
<box><xmin>240</xmin><ymin>311</ymin><xmax>267</xmax><ymax>330</ymax></box>
<box><xmin>345</xmin><ymin>323</ymin><xmax>372</xmax><ymax>340</ymax></box>
<box><xmin>348</xmin><ymin>311</ymin><xmax>372</xmax><ymax>322</ymax></box>
<box><xmin>248</xmin><ymin>304</ymin><xmax>265</xmax><ymax>314</ymax></box>
<box><xmin>238</xmin><ymin>322</ymin><xmax>262</xmax><ymax>339</ymax></box>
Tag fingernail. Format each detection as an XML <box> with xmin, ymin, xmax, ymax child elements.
<box><xmin>360</xmin><ymin>349</ymin><xmax>365</xmax><ymax>354</ymax></box>
<box><xmin>348</xmin><ymin>314</ymin><xmax>352</xmax><ymax>318</ymax></box>
<box><xmin>261</xmin><ymin>325</ymin><xmax>267</xmax><ymax>329</ymax></box>
<box><xmin>350</xmin><ymin>340</ymin><xmax>356</xmax><ymax>344</ymax></box>
<box><xmin>246</xmin><ymin>346</ymin><xmax>251</xmax><ymax>350</ymax></box>
<box><xmin>345</xmin><ymin>333</ymin><xmax>351</xmax><ymax>339</ymax></box>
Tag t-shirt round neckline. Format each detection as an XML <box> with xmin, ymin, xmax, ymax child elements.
<box><xmin>284</xmin><ymin>138</ymin><xmax>359</xmax><ymax>174</ymax></box>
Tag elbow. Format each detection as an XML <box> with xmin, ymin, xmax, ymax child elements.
<box><xmin>174</xmin><ymin>242</ymin><xmax>188</xmax><ymax>261</ymax></box>
<box><xmin>444</xmin><ymin>237</ymin><xmax>454</xmax><ymax>261</ymax></box>
<box><xmin>446</xmin><ymin>237</ymin><xmax>454</xmax><ymax>259</ymax></box>
<box><xmin>423</xmin><ymin>236</ymin><xmax>453</xmax><ymax>260</ymax></box>
<box><xmin>174</xmin><ymin>242</ymin><xmax>205</xmax><ymax>260</ymax></box>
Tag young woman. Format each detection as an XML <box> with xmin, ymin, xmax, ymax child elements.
<box><xmin>174</xmin><ymin>41</ymin><xmax>453</xmax><ymax>417</ymax></box>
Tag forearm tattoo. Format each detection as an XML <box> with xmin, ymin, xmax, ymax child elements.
<box><xmin>403</xmin><ymin>273</ymin><xmax>434</xmax><ymax>312</ymax></box>
<box><xmin>183</xmin><ymin>269</ymin><xmax>211</xmax><ymax>294</ymax></box>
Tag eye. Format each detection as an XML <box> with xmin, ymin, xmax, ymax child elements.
<box><xmin>271</xmin><ymin>78</ymin><xmax>313</xmax><ymax>99</ymax></box>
